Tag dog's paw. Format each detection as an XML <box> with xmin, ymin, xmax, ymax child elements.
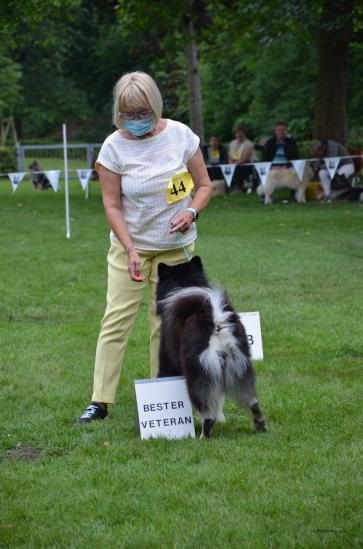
<box><xmin>254</xmin><ymin>417</ymin><xmax>267</xmax><ymax>433</ymax></box>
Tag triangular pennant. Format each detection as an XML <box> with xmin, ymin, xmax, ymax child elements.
<box><xmin>220</xmin><ymin>164</ymin><xmax>236</xmax><ymax>188</ymax></box>
<box><xmin>291</xmin><ymin>160</ymin><xmax>306</xmax><ymax>182</ymax></box>
<box><xmin>255</xmin><ymin>162</ymin><xmax>271</xmax><ymax>187</ymax></box>
<box><xmin>8</xmin><ymin>172</ymin><xmax>26</xmax><ymax>193</ymax></box>
<box><xmin>44</xmin><ymin>170</ymin><xmax>60</xmax><ymax>192</ymax></box>
<box><xmin>76</xmin><ymin>169</ymin><xmax>92</xmax><ymax>192</ymax></box>
<box><xmin>324</xmin><ymin>157</ymin><xmax>340</xmax><ymax>179</ymax></box>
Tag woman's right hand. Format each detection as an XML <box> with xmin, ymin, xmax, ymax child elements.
<box><xmin>127</xmin><ymin>248</ymin><xmax>145</xmax><ymax>282</ymax></box>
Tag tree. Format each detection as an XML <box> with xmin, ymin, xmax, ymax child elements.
<box><xmin>313</xmin><ymin>0</ymin><xmax>353</xmax><ymax>144</ymax></box>
<box><xmin>182</xmin><ymin>0</ymin><xmax>205</xmax><ymax>143</ymax></box>
<box><xmin>205</xmin><ymin>0</ymin><xmax>362</xmax><ymax>145</ymax></box>
<box><xmin>1</xmin><ymin>0</ymin><xmax>362</xmax><ymax>146</ymax></box>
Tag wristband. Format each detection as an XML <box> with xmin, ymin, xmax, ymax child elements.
<box><xmin>185</xmin><ymin>207</ymin><xmax>199</xmax><ymax>221</ymax></box>
<box><xmin>126</xmin><ymin>243</ymin><xmax>135</xmax><ymax>253</ymax></box>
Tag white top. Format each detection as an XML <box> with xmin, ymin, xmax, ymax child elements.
<box><xmin>229</xmin><ymin>138</ymin><xmax>257</xmax><ymax>162</ymax></box>
<box><xmin>97</xmin><ymin>120</ymin><xmax>200</xmax><ymax>250</ymax></box>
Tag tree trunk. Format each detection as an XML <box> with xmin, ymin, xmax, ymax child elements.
<box><xmin>313</xmin><ymin>0</ymin><xmax>353</xmax><ymax>145</ymax></box>
<box><xmin>183</xmin><ymin>1</ymin><xmax>205</xmax><ymax>144</ymax></box>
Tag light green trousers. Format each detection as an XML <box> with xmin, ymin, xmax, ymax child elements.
<box><xmin>92</xmin><ymin>239</ymin><xmax>194</xmax><ymax>403</ymax></box>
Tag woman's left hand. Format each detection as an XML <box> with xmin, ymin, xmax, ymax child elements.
<box><xmin>128</xmin><ymin>249</ymin><xmax>146</xmax><ymax>282</ymax></box>
<box><xmin>169</xmin><ymin>210</ymin><xmax>194</xmax><ymax>234</ymax></box>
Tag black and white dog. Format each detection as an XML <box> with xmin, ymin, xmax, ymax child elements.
<box><xmin>28</xmin><ymin>161</ymin><xmax>52</xmax><ymax>191</ymax></box>
<box><xmin>156</xmin><ymin>256</ymin><xmax>266</xmax><ymax>438</ymax></box>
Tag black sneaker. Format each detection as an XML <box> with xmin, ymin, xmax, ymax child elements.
<box><xmin>78</xmin><ymin>402</ymin><xmax>108</xmax><ymax>424</ymax></box>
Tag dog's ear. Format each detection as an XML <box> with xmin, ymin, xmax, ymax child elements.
<box><xmin>158</xmin><ymin>262</ymin><xmax>170</xmax><ymax>278</ymax></box>
<box><xmin>191</xmin><ymin>256</ymin><xmax>203</xmax><ymax>269</ymax></box>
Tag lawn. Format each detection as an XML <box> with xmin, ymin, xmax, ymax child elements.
<box><xmin>0</xmin><ymin>179</ymin><xmax>362</xmax><ymax>548</ymax></box>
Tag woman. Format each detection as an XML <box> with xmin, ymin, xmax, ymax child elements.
<box><xmin>228</xmin><ymin>125</ymin><xmax>257</xmax><ymax>193</ymax></box>
<box><xmin>202</xmin><ymin>134</ymin><xmax>228</xmax><ymax>182</ymax></box>
<box><xmin>202</xmin><ymin>135</ymin><xmax>228</xmax><ymax>167</ymax></box>
<box><xmin>79</xmin><ymin>72</ymin><xmax>212</xmax><ymax>423</ymax></box>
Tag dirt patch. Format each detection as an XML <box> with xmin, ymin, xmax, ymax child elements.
<box><xmin>2</xmin><ymin>444</ymin><xmax>44</xmax><ymax>462</ymax></box>
<box><xmin>1</xmin><ymin>444</ymin><xmax>69</xmax><ymax>462</ymax></box>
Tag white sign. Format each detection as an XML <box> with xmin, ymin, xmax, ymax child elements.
<box><xmin>44</xmin><ymin>170</ymin><xmax>60</xmax><ymax>192</ymax></box>
<box><xmin>255</xmin><ymin>162</ymin><xmax>271</xmax><ymax>187</ymax></box>
<box><xmin>76</xmin><ymin>169</ymin><xmax>92</xmax><ymax>192</ymax></box>
<box><xmin>239</xmin><ymin>311</ymin><xmax>264</xmax><ymax>361</ymax></box>
<box><xmin>324</xmin><ymin>157</ymin><xmax>340</xmax><ymax>179</ymax></box>
<box><xmin>291</xmin><ymin>159</ymin><xmax>306</xmax><ymax>182</ymax></box>
<box><xmin>134</xmin><ymin>376</ymin><xmax>195</xmax><ymax>440</ymax></box>
<box><xmin>8</xmin><ymin>172</ymin><xmax>26</xmax><ymax>193</ymax></box>
<box><xmin>220</xmin><ymin>164</ymin><xmax>236</xmax><ymax>188</ymax></box>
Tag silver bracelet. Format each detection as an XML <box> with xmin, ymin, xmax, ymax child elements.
<box><xmin>126</xmin><ymin>243</ymin><xmax>135</xmax><ymax>253</ymax></box>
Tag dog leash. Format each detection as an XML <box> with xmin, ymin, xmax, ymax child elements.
<box><xmin>175</xmin><ymin>233</ymin><xmax>192</xmax><ymax>261</ymax></box>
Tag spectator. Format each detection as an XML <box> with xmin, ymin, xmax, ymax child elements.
<box><xmin>262</xmin><ymin>121</ymin><xmax>299</xmax><ymax>165</ymax></box>
<box><xmin>202</xmin><ymin>135</ymin><xmax>228</xmax><ymax>165</ymax></box>
<box><xmin>309</xmin><ymin>139</ymin><xmax>355</xmax><ymax>201</ymax></box>
<box><xmin>202</xmin><ymin>135</ymin><xmax>228</xmax><ymax>181</ymax></box>
<box><xmin>261</xmin><ymin>121</ymin><xmax>300</xmax><ymax>201</ymax></box>
<box><xmin>228</xmin><ymin>125</ymin><xmax>257</xmax><ymax>193</ymax></box>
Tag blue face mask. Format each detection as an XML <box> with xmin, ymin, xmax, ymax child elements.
<box><xmin>123</xmin><ymin>118</ymin><xmax>154</xmax><ymax>137</ymax></box>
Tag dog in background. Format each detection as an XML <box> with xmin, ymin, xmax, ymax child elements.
<box><xmin>257</xmin><ymin>164</ymin><xmax>313</xmax><ymax>204</ymax></box>
<box><xmin>28</xmin><ymin>161</ymin><xmax>52</xmax><ymax>191</ymax></box>
<box><xmin>156</xmin><ymin>256</ymin><xmax>266</xmax><ymax>438</ymax></box>
<box><xmin>210</xmin><ymin>178</ymin><xmax>226</xmax><ymax>197</ymax></box>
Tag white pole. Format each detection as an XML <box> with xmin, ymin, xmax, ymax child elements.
<box><xmin>62</xmin><ymin>123</ymin><xmax>71</xmax><ymax>239</ymax></box>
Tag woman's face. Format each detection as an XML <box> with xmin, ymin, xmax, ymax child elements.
<box><xmin>119</xmin><ymin>99</ymin><xmax>155</xmax><ymax>137</ymax></box>
<box><xmin>209</xmin><ymin>136</ymin><xmax>218</xmax><ymax>148</ymax></box>
<box><xmin>235</xmin><ymin>129</ymin><xmax>245</xmax><ymax>141</ymax></box>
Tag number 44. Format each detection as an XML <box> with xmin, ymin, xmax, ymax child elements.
<box><xmin>170</xmin><ymin>181</ymin><xmax>186</xmax><ymax>196</ymax></box>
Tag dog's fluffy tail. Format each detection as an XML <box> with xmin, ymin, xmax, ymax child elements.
<box><xmin>160</xmin><ymin>286</ymin><xmax>232</xmax><ymax>327</ymax></box>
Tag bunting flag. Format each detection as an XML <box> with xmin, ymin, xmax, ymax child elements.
<box><xmin>324</xmin><ymin>157</ymin><xmax>340</xmax><ymax>179</ymax></box>
<box><xmin>76</xmin><ymin>169</ymin><xmax>92</xmax><ymax>192</ymax></box>
<box><xmin>291</xmin><ymin>159</ymin><xmax>307</xmax><ymax>182</ymax></box>
<box><xmin>220</xmin><ymin>164</ymin><xmax>236</xmax><ymax>188</ymax></box>
<box><xmin>255</xmin><ymin>162</ymin><xmax>271</xmax><ymax>187</ymax></box>
<box><xmin>44</xmin><ymin>170</ymin><xmax>61</xmax><ymax>192</ymax></box>
<box><xmin>8</xmin><ymin>172</ymin><xmax>26</xmax><ymax>193</ymax></box>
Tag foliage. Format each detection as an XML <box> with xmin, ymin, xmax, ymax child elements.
<box><xmin>347</xmin><ymin>42</ymin><xmax>363</xmax><ymax>143</ymax></box>
<box><xmin>238</xmin><ymin>35</ymin><xmax>318</xmax><ymax>141</ymax></box>
<box><xmin>0</xmin><ymin>183</ymin><xmax>362</xmax><ymax>546</ymax></box>
<box><xmin>0</xmin><ymin>0</ymin><xmax>362</xmax><ymax>143</ymax></box>
<box><xmin>0</xmin><ymin>48</ymin><xmax>22</xmax><ymax>117</ymax></box>
<box><xmin>0</xmin><ymin>148</ymin><xmax>17</xmax><ymax>172</ymax></box>
<box><xmin>200</xmin><ymin>32</ymin><xmax>318</xmax><ymax>143</ymax></box>
<box><xmin>0</xmin><ymin>0</ymin><xmax>81</xmax><ymax>44</ymax></box>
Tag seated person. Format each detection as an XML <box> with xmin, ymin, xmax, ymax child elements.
<box><xmin>202</xmin><ymin>135</ymin><xmax>228</xmax><ymax>180</ymax></box>
<box><xmin>261</xmin><ymin>121</ymin><xmax>300</xmax><ymax>200</ymax></box>
<box><xmin>309</xmin><ymin>139</ymin><xmax>355</xmax><ymax>201</ymax></box>
<box><xmin>262</xmin><ymin>120</ymin><xmax>299</xmax><ymax>166</ymax></box>
<box><xmin>228</xmin><ymin>125</ymin><xmax>257</xmax><ymax>192</ymax></box>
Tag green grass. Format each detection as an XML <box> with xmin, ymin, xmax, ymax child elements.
<box><xmin>0</xmin><ymin>181</ymin><xmax>362</xmax><ymax>548</ymax></box>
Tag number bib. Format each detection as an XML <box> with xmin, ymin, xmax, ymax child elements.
<box><xmin>232</xmin><ymin>150</ymin><xmax>241</xmax><ymax>160</ymax></box>
<box><xmin>166</xmin><ymin>172</ymin><xmax>194</xmax><ymax>204</ymax></box>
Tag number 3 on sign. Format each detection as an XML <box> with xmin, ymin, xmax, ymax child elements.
<box><xmin>166</xmin><ymin>172</ymin><xmax>194</xmax><ymax>204</ymax></box>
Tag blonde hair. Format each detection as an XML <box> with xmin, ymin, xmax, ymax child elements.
<box><xmin>112</xmin><ymin>71</ymin><xmax>163</xmax><ymax>129</ymax></box>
